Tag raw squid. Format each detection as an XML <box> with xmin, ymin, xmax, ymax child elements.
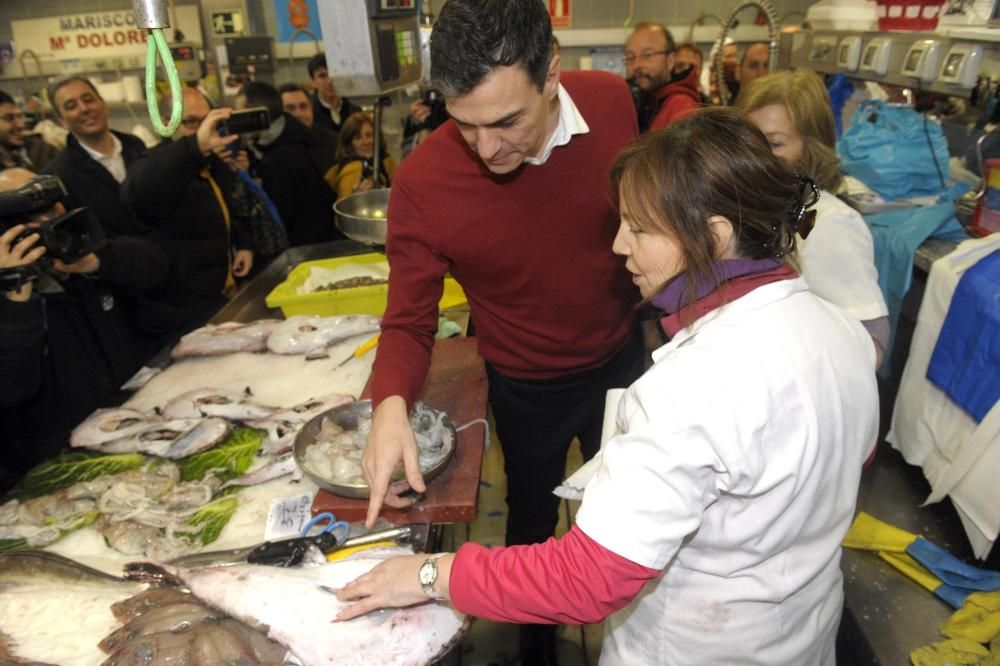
<box><xmin>160</xmin><ymin>388</ymin><xmax>276</xmax><ymax>421</ymax></box>
<box><xmin>126</xmin><ymin>558</ymin><xmax>467</xmax><ymax>666</ymax></box>
<box><xmin>266</xmin><ymin>315</ymin><xmax>381</xmax><ymax>358</ymax></box>
<box><xmin>170</xmin><ymin>319</ymin><xmax>283</xmax><ymax>359</ymax></box>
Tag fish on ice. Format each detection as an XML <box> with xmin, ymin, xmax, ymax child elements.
<box><xmin>126</xmin><ymin>557</ymin><xmax>466</xmax><ymax>666</ymax></box>
<box><xmin>266</xmin><ymin>315</ymin><xmax>381</xmax><ymax>358</ymax></box>
<box><xmin>160</xmin><ymin>388</ymin><xmax>276</xmax><ymax>421</ymax></box>
<box><xmin>170</xmin><ymin>320</ymin><xmax>283</xmax><ymax>359</ymax></box>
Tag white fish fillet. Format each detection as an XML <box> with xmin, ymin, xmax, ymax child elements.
<box><xmin>69</xmin><ymin>408</ymin><xmax>155</xmax><ymax>448</ymax></box>
<box><xmin>171</xmin><ymin>320</ymin><xmax>283</xmax><ymax>359</ymax></box>
<box><xmin>139</xmin><ymin>560</ymin><xmax>465</xmax><ymax>666</ymax></box>
<box><xmin>266</xmin><ymin>315</ymin><xmax>381</xmax><ymax>357</ymax></box>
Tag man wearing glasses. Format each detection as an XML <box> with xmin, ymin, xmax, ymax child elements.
<box><xmin>623</xmin><ymin>22</ymin><xmax>701</xmax><ymax>132</ymax></box>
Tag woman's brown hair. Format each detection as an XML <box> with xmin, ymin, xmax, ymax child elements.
<box><xmin>335</xmin><ymin>111</ymin><xmax>374</xmax><ymax>162</ymax></box>
<box><xmin>611</xmin><ymin>107</ymin><xmax>803</xmax><ymax>309</ymax></box>
<box><xmin>736</xmin><ymin>68</ymin><xmax>843</xmax><ymax>192</ymax></box>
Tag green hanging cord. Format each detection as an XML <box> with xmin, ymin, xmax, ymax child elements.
<box><xmin>145</xmin><ymin>28</ymin><xmax>183</xmax><ymax>136</ymax></box>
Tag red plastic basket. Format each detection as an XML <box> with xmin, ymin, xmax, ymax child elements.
<box><xmin>876</xmin><ymin>0</ymin><xmax>945</xmax><ymax>29</ymax></box>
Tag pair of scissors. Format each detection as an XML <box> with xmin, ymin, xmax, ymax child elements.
<box><xmin>302</xmin><ymin>512</ymin><xmax>351</xmax><ymax>544</ymax></box>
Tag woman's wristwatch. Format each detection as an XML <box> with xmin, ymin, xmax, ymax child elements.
<box><xmin>418</xmin><ymin>553</ymin><xmax>447</xmax><ymax>600</ymax></box>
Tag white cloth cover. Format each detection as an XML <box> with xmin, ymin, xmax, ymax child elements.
<box><xmin>888</xmin><ymin>234</ymin><xmax>1000</xmax><ymax>559</ymax></box>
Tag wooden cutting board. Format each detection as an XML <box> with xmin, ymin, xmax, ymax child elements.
<box><xmin>311</xmin><ymin>337</ymin><xmax>488</xmax><ymax>523</ymax></box>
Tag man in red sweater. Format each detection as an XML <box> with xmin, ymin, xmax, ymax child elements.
<box><xmin>362</xmin><ymin>0</ymin><xmax>644</xmax><ymax>661</ymax></box>
<box><xmin>624</xmin><ymin>22</ymin><xmax>701</xmax><ymax>131</ymax></box>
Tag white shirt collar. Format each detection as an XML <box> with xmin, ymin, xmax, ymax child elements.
<box><xmin>79</xmin><ymin>133</ymin><xmax>126</xmax><ymax>183</ymax></box>
<box><xmin>524</xmin><ymin>83</ymin><xmax>590</xmax><ymax>166</ymax></box>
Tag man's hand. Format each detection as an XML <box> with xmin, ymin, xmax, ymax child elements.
<box><xmin>409</xmin><ymin>100</ymin><xmax>432</xmax><ymax>124</ymax></box>
<box><xmin>1</xmin><ymin>225</ymin><xmax>44</xmax><ymax>302</ymax></box>
<box><xmin>53</xmin><ymin>252</ymin><xmax>100</xmax><ymax>274</ymax></box>
<box><xmin>196</xmin><ymin>108</ymin><xmax>236</xmax><ymax>156</ymax></box>
<box><xmin>335</xmin><ymin>553</ymin><xmax>455</xmax><ymax>621</ymax></box>
<box><xmin>362</xmin><ymin>396</ymin><xmax>426</xmax><ymax>528</ymax></box>
<box><xmin>232</xmin><ymin>249</ymin><xmax>253</xmax><ymax>278</ymax></box>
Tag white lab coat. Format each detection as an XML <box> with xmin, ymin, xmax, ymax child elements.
<box><xmin>576</xmin><ymin>278</ymin><xmax>878</xmax><ymax>665</ymax></box>
<box><xmin>800</xmin><ymin>191</ymin><xmax>888</xmax><ymax>323</ymax></box>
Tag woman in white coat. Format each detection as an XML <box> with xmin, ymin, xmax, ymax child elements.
<box><xmin>336</xmin><ymin>108</ymin><xmax>879</xmax><ymax>665</ymax></box>
<box><xmin>737</xmin><ymin>68</ymin><xmax>890</xmax><ymax>366</ymax></box>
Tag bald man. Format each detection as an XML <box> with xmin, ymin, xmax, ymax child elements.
<box><xmin>624</xmin><ymin>22</ymin><xmax>700</xmax><ymax>131</ymax></box>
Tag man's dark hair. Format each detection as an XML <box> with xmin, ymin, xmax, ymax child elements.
<box><xmin>0</xmin><ymin>90</ymin><xmax>15</xmax><ymax>106</ymax></box>
<box><xmin>307</xmin><ymin>53</ymin><xmax>327</xmax><ymax>79</ymax></box>
<box><xmin>430</xmin><ymin>0</ymin><xmax>552</xmax><ymax>97</ymax></box>
<box><xmin>242</xmin><ymin>81</ymin><xmax>283</xmax><ymax>123</ymax></box>
<box><xmin>278</xmin><ymin>82</ymin><xmax>310</xmax><ymax>97</ymax></box>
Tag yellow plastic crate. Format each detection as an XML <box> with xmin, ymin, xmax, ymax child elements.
<box><xmin>265</xmin><ymin>253</ymin><xmax>467</xmax><ymax>317</ymax></box>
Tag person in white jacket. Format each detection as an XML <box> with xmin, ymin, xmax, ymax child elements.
<box><xmin>335</xmin><ymin>109</ymin><xmax>879</xmax><ymax>666</ymax></box>
<box><xmin>738</xmin><ymin>68</ymin><xmax>890</xmax><ymax>366</ymax></box>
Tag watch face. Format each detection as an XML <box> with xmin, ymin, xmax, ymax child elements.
<box><xmin>419</xmin><ymin>561</ymin><xmax>435</xmax><ymax>586</ymax></box>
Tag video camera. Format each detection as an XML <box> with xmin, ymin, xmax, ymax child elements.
<box><xmin>0</xmin><ymin>174</ymin><xmax>106</xmax><ymax>291</ymax></box>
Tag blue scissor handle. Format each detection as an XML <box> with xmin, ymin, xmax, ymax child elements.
<box><xmin>301</xmin><ymin>512</ymin><xmax>350</xmax><ymax>545</ymax></box>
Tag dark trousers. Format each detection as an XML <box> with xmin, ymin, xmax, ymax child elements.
<box><xmin>486</xmin><ymin>323</ymin><xmax>646</xmax><ymax>547</ymax></box>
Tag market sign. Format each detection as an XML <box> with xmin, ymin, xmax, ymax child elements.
<box><xmin>549</xmin><ymin>0</ymin><xmax>571</xmax><ymax>29</ymax></box>
<box><xmin>11</xmin><ymin>7</ymin><xmax>202</xmax><ymax>61</ymax></box>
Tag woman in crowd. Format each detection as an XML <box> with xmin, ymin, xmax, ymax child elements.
<box><xmin>334</xmin><ymin>108</ymin><xmax>879</xmax><ymax>665</ymax></box>
<box><xmin>324</xmin><ymin>112</ymin><xmax>396</xmax><ymax>200</ymax></box>
<box><xmin>737</xmin><ymin>68</ymin><xmax>890</xmax><ymax>365</ymax></box>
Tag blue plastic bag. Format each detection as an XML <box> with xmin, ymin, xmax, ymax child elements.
<box><xmin>837</xmin><ymin>100</ymin><xmax>950</xmax><ymax>201</ymax></box>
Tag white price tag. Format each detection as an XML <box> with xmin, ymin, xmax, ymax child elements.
<box><xmin>264</xmin><ymin>492</ymin><xmax>315</xmax><ymax>541</ymax></box>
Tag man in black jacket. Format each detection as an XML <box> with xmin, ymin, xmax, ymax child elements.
<box><xmin>121</xmin><ymin>86</ymin><xmax>254</xmax><ymax>342</ymax></box>
<box><xmin>241</xmin><ymin>81</ymin><xmax>341</xmax><ymax>247</ymax></box>
<box><xmin>279</xmin><ymin>82</ymin><xmax>338</xmax><ymax>174</ymax></box>
<box><xmin>0</xmin><ymin>167</ymin><xmax>171</xmax><ymax>491</ymax></box>
<box><xmin>308</xmin><ymin>54</ymin><xmax>361</xmax><ymax>134</ymax></box>
<box><xmin>44</xmin><ymin>77</ymin><xmax>147</xmax><ymax>238</ymax></box>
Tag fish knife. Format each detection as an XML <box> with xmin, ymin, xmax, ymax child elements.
<box><xmin>167</xmin><ymin>524</ymin><xmax>415</xmax><ymax>568</ymax></box>
<box><xmin>334</xmin><ymin>333</ymin><xmax>380</xmax><ymax>369</ymax></box>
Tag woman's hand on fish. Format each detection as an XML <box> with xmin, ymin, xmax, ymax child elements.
<box><xmin>335</xmin><ymin>553</ymin><xmax>454</xmax><ymax>621</ymax></box>
<box><xmin>363</xmin><ymin>396</ymin><xmax>426</xmax><ymax>528</ymax></box>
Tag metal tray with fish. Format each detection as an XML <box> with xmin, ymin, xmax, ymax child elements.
<box><xmin>293</xmin><ymin>399</ymin><xmax>456</xmax><ymax>498</ymax></box>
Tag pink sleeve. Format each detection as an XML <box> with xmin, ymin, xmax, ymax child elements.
<box><xmin>448</xmin><ymin>524</ymin><xmax>660</xmax><ymax>625</ymax></box>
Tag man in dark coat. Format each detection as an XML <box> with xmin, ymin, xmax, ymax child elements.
<box><xmin>308</xmin><ymin>53</ymin><xmax>361</xmax><ymax>134</ymax></box>
<box><xmin>0</xmin><ymin>167</ymin><xmax>172</xmax><ymax>491</ymax></box>
<box><xmin>242</xmin><ymin>81</ymin><xmax>342</xmax><ymax>247</ymax></box>
<box><xmin>279</xmin><ymin>82</ymin><xmax>338</xmax><ymax>174</ymax></box>
<box><xmin>121</xmin><ymin>86</ymin><xmax>254</xmax><ymax>343</ymax></box>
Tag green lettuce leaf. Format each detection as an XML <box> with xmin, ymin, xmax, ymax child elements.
<box><xmin>177</xmin><ymin>427</ymin><xmax>264</xmax><ymax>482</ymax></box>
<box><xmin>21</xmin><ymin>452</ymin><xmax>147</xmax><ymax>498</ymax></box>
<box><xmin>0</xmin><ymin>538</ymin><xmax>27</xmax><ymax>552</ymax></box>
<box><xmin>176</xmin><ymin>497</ymin><xmax>239</xmax><ymax>545</ymax></box>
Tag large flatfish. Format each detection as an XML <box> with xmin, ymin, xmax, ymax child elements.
<box><xmin>127</xmin><ymin>558</ymin><xmax>467</xmax><ymax>666</ymax></box>
<box><xmin>0</xmin><ymin>551</ymin><xmax>142</xmax><ymax>666</ymax></box>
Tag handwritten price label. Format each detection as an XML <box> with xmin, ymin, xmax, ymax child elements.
<box><xmin>264</xmin><ymin>492</ymin><xmax>315</xmax><ymax>540</ymax></box>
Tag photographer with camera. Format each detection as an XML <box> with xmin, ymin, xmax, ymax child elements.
<box><xmin>121</xmin><ymin>85</ymin><xmax>255</xmax><ymax>343</ymax></box>
<box><xmin>239</xmin><ymin>81</ymin><xmax>341</xmax><ymax>247</ymax></box>
<box><xmin>401</xmin><ymin>90</ymin><xmax>449</xmax><ymax>157</ymax></box>
<box><xmin>0</xmin><ymin>168</ymin><xmax>171</xmax><ymax>492</ymax></box>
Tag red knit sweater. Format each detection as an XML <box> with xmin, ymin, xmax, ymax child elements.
<box><xmin>371</xmin><ymin>71</ymin><xmax>640</xmax><ymax>406</ymax></box>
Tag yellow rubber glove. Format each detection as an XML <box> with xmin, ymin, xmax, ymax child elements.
<box><xmin>910</xmin><ymin>637</ymin><xmax>992</xmax><ymax>665</ymax></box>
<box><xmin>843</xmin><ymin>511</ymin><xmax>918</xmax><ymax>553</ymax></box>
<box><xmin>942</xmin><ymin>590</ymin><xmax>1000</xmax><ymax>644</ymax></box>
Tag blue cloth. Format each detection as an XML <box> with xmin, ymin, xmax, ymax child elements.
<box><xmin>926</xmin><ymin>250</ymin><xmax>1000</xmax><ymax>422</ymax></box>
<box><xmin>863</xmin><ymin>193</ymin><xmax>970</xmax><ymax>378</ymax></box>
<box><xmin>838</xmin><ymin>100</ymin><xmax>951</xmax><ymax>201</ymax></box>
<box><xmin>906</xmin><ymin>537</ymin><xmax>1000</xmax><ymax>608</ymax></box>
<box><xmin>826</xmin><ymin>74</ymin><xmax>854</xmax><ymax>138</ymax></box>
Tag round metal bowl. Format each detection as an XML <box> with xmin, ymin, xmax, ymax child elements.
<box><xmin>333</xmin><ymin>188</ymin><xmax>390</xmax><ymax>245</ymax></box>
<box><xmin>293</xmin><ymin>399</ymin><xmax>457</xmax><ymax>499</ymax></box>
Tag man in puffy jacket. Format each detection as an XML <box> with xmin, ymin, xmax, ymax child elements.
<box><xmin>624</xmin><ymin>22</ymin><xmax>701</xmax><ymax>132</ymax></box>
